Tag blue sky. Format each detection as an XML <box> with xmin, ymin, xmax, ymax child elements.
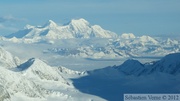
<box><xmin>0</xmin><ymin>0</ymin><xmax>180</xmax><ymax>37</ymax></box>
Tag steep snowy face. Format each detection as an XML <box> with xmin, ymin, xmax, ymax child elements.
<box><xmin>67</xmin><ymin>18</ymin><xmax>91</xmax><ymax>32</ymax></box>
<box><xmin>150</xmin><ymin>53</ymin><xmax>180</xmax><ymax>75</ymax></box>
<box><xmin>0</xmin><ymin>67</ymin><xmax>44</xmax><ymax>98</ymax></box>
<box><xmin>43</xmin><ymin>20</ymin><xmax>57</xmax><ymax>28</ymax></box>
<box><xmin>91</xmin><ymin>25</ymin><xmax>117</xmax><ymax>38</ymax></box>
<box><xmin>17</xmin><ymin>58</ymin><xmax>68</xmax><ymax>84</ymax></box>
<box><xmin>5</xmin><ymin>18</ymin><xmax>117</xmax><ymax>40</ymax></box>
<box><xmin>116</xmin><ymin>59</ymin><xmax>145</xmax><ymax>76</ymax></box>
<box><xmin>0</xmin><ymin>47</ymin><xmax>20</xmax><ymax>68</ymax></box>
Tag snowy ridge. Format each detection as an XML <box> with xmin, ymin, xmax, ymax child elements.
<box><xmin>0</xmin><ymin>47</ymin><xmax>21</xmax><ymax>68</ymax></box>
<box><xmin>17</xmin><ymin>58</ymin><xmax>68</xmax><ymax>84</ymax></box>
<box><xmin>116</xmin><ymin>59</ymin><xmax>145</xmax><ymax>76</ymax></box>
<box><xmin>149</xmin><ymin>53</ymin><xmax>180</xmax><ymax>75</ymax></box>
<box><xmin>114</xmin><ymin>53</ymin><xmax>180</xmax><ymax>76</ymax></box>
<box><xmin>0</xmin><ymin>67</ymin><xmax>45</xmax><ymax>99</ymax></box>
<box><xmin>58</xmin><ymin>66</ymin><xmax>86</xmax><ymax>75</ymax></box>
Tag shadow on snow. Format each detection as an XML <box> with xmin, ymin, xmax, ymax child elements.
<box><xmin>71</xmin><ymin>67</ymin><xmax>180</xmax><ymax>101</ymax></box>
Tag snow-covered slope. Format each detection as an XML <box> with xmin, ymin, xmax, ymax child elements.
<box><xmin>0</xmin><ymin>66</ymin><xmax>45</xmax><ymax>99</ymax></box>
<box><xmin>17</xmin><ymin>58</ymin><xmax>68</xmax><ymax>84</ymax></box>
<box><xmin>0</xmin><ymin>47</ymin><xmax>21</xmax><ymax>68</ymax></box>
<box><xmin>0</xmin><ymin>84</ymin><xmax>10</xmax><ymax>101</ymax></box>
<box><xmin>6</xmin><ymin>18</ymin><xmax>117</xmax><ymax>40</ymax></box>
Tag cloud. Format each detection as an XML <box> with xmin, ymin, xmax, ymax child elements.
<box><xmin>0</xmin><ymin>24</ymin><xmax>18</xmax><ymax>31</ymax></box>
<box><xmin>0</xmin><ymin>15</ymin><xmax>28</xmax><ymax>35</ymax></box>
<box><xmin>0</xmin><ymin>15</ymin><xmax>16</xmax><ymax>23</ymax></box>
<box><xmin>0</xmin><ymin>15</ymin><xmax>27</xmax><ymax>23</ymax></box>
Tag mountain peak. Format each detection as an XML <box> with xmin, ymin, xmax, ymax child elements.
<box><xmin>43</xmin><ymin>20</ymin><xmax>57</xmax><ymax>28</ymax></box>
<box><xmin>116</xmin><ymin>59</ymin><xmax>145</xmax><ymax>75</ymax></box>
<box><xmin>121</xmin><ymin>33</ymin><xmax>136</xmax><ymax>39</ymax></box>
<box><xmin>139</xmin><ymin>35</ymin><xmax>158</xmax><ymax>44</ymax></box>
<box><xmin>71</xmin><ymin>18</ymin><xmax>89</xmax><ymax>25</ymax></box>
<box><xmin>67</xmin><ymin>18</ymin><xmax>90</xmax><ymax>28</ymax></box>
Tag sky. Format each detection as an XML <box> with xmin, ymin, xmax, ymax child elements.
<box><xmin>0</xmin><ymin>0</ymin><xmax>180</xmax><ymax>37</ymax></box>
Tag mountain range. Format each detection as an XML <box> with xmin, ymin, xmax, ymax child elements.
<box><xmin>6</xmin><ymin>18</ymin><xmax>117</xmax><ymax>39</ymax></box>
<box><xmin>0</xmin><ymin>18</ymin><xmax>179</xmax><ymax>59</ymax></box>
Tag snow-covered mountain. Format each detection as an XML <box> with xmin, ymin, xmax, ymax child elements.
<box><xmin>6</xmin><ymin>18</ymin><xmax>117</xmax><ymax>40</ymax></box>
<box><xmin>114</xmin><ymin>53</ymin><xmax>180</xmax><ymax>76</ymax></box>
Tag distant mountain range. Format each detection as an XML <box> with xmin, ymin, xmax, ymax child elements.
<box><xmin>0</xmin><ymin>18</ymin><xmax>179</xmax><ymax>58</ymax></box>
<box><xmin>6</xmin><ymin>18</ymin><xmax>117</xmax><ymax>39</ymax></box>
